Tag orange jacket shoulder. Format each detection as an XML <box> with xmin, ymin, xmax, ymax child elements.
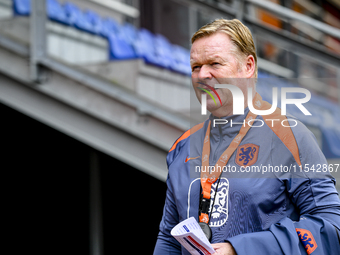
<box><xmin>169</xmin><ymin>122</ymin><xmax>204</xmax><ymax>152</ymax></box>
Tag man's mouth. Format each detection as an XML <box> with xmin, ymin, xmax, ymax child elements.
<box><xmin>197</xmin><ymin>81</ymin><xmax>222</xmax><ymax>105</ymax></box>
<box><xmin>201</xmin><ymin>88</ymin><xmax>218</xmax><ymax>92</ymax></box>
<box><xmin>198</xmin><ymin>87</ymin><xmax>218</xmax><ymax>106</ymax></box>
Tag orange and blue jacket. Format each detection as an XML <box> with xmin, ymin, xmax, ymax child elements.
<box><xmin>154</xmin><ymin>102</ymin><xmax>340</xmax><ymax>255</ymax></box>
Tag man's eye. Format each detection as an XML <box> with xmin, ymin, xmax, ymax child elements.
<box><xmin>212</xmin><ymin>62</ymin><xmax>220</xmax><ymax>66</ymax></box>
<box><xmin>192</xmin><ymin>66</ymin><xmax>200</xmax><ymax>71</ymax></box>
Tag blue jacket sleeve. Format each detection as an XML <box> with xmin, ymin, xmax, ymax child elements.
<box><xmin>153</xmin><ymin>174</ymin><xmax>181</xmax><ymax>255</ymax></box>
<box><xmin>226</xmin><ymin>214</ymin><xmax>340</xmax><ymax>255</ymax></box>
<box><xmin>154</xmin><ymin>135</ymin><xmax>190</xmax><ymax>254</ymax></box>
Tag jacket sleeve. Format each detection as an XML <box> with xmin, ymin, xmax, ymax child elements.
<box><xmin>153</xmin><ymin>174</ymin><xmax>181</xmax><ymax>255</ymax></box>
<box><xmin>153</xmin><ymin>173</ymin><xmax>182</xmax><ymax>254</ymax></box>
<box><xmin>154</xmin><ymin>146</ymin><xmax>183</xmax><ymax>255</ymax></box>
<box><xmin>226</xmin><ymin>214</ymin><xmax>340</xmax><ymax>255</ymax></box>
<box><xmin>154</xmin><ymin>128</ymin><xmax>197</xmax><ymax>254</ymax></box>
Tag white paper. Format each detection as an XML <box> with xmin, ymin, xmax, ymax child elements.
<box><xmin>171</xmin><ymin>217</ymin><xmax>215</xmax><ymax>255</ymax></box>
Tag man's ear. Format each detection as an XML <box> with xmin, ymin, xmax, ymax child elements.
<box><xmin>244</xmin><ymin>55</ymin><xmax>255</xmax><ymax>78</ymax></box>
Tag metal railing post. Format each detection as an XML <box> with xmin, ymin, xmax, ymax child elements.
<box><xmin>30</xmin><ymin>0</ymin><xmax>46</xmax><ymax>83</ymax></box>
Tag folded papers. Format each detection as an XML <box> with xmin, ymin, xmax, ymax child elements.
<box><xmin>171</xmin><ymin>217</ymin><xmax>215</xmax><ymax>255</ymax></box>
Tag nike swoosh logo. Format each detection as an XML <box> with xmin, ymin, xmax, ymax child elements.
<box><xmin>185</xmin><ymin>156</ymin><xmax>200</xmax><ymax>163</ymax></box>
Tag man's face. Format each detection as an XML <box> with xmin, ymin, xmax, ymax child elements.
<box><xmin>190</xmin><ymin>32</ymin><xmax>254</xmax><ymax>117</ymax></box>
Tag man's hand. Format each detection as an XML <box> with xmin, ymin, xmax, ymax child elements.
<box><xmin>211</xmin><ymin>242</ymin><xmax>237</xmax><ymax>255</ymax></box>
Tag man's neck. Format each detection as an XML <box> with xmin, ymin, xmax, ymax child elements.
<box><xmin>211</xmin><ymin>89</ymin><xmax>256</xmax><ymax>118</ymax></box>
<box><xmin>210</xmin><ymin>107</ymin><xmax>234</xmax><ymax>118</ymax></box>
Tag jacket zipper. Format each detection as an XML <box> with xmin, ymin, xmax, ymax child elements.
<box><xmin>212</xmin><ymin>125</ymin><xmax>223</xmax><ymax>165</ymax></box>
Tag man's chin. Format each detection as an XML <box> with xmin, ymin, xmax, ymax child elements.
<box><xmin>206</xmin><ymin>105</ymin><xmax>220</xmax><ymax>114</ymax></box>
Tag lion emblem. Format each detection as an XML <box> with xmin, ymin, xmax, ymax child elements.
<box><xmin>235</xmin><ymin>143</ymin><xmax>259</xmax><ymax>166</ymax></box>
<box><xmin>239</xmin><ymin>146</ymin><xmax>257</xmax><ymax>165</ymax></box>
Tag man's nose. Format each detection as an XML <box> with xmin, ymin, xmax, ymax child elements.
<box><xmin>198</xmin><ymin>65</ymin><xmax>213</xmax><ymax>80</ymax></box>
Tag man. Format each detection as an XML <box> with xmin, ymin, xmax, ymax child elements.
<box><xmin>154</xmin><ymin>19</ymin><xmax>340</xmax><ymax>255</ymax></box>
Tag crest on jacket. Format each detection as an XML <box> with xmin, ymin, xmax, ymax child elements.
<box><xmin>296</xmin><ymin>228</ymin><xmax>318</xmax><ymax>254</ymax></box>
<box><xmin>235</xmin><ymin>143</ymin><xmax>259</xmax><ymax>167</ymax></box>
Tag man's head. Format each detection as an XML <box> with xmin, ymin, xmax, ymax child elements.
<box><xmin>190</xmin><ymin>19</ymin><xmax>257</xmax><ymax>117</ymax></box>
